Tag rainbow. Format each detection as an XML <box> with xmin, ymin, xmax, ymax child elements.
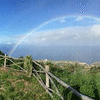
<box><xmin>9</xmin><ymin>15</ymin><xmax>100</xmax><ymax>56</ymax></box>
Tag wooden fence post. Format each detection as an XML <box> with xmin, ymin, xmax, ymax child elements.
<box><xmin>45</xmin><ymin>65</ymin><xmax>49</xmax><ymax>88</ymax></box>
<box><xmin>4</xmin><ymin>54</ymin><xmax>6</xmax><ymax>68</ymax></box>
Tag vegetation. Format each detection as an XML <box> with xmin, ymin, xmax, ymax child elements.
<box><xmin>24</xmin><ymin>55</ymin><xmax>33</xmax><ymax>77</ymax></box>
<box><xmin>44</xmin><ymin>61</ymin><xmax>100</xmax><ymax>100</ymax></box>
<box><xmin>0</xmin><ymin>68</ymin><xmax>51</xmax><ymax>100</ymax></box>
<box><xmin>0</xmin><ymin>51</ymin><xmax>100</xmax><ymax>100</ymax></box>
<box><xmin>0</xmin><ymin>51</ymin><xmax>5</xmax><ymax>56</ymax></box>
<box><xmin>0</xmin><ymin>51</ymin><xmax>5</xmax><ymax>66</ymax></box>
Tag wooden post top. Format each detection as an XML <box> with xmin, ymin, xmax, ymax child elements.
<box><xmin>45</xmin><ymin>65</ymin><xmax>49</xmax><ymax>71</ymax></box>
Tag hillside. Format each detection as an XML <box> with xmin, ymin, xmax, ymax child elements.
<box><xmin>0</xmin><ymin>66</ymin><xmax>51</xmax><ymax>100</ymax></box>
<box><xmin>39</xmin><ymin>60</ymin><xmax>100</xmax><ymax>100</ymax></box>
<box><xmin>0</xmin><ymin>50</ymin><xmax>100</xmax><ymax>100</ymax></box>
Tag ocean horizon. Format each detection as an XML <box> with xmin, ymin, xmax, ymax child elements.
<box><xmin>0</xmin><ymin>44</ymin><xmax>100</xmax><ymax>64</ymax></box>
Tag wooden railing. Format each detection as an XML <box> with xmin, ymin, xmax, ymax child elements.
<box><xmin>0</xmin><ymin>54</ymin><xmax>94</xmax><ymax>100</ymax></box>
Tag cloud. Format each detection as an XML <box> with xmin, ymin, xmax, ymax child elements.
<box><xmin>75</xmin><ymin>16</ymin><xmax>83</xmax><ymax>21</ymax></box>
<box><xmin>24</xmin><ymin>26</ymin><xmax>93</xmax><ymax>46</ymax></box>
<box><xmin>59</xmin><ymin>30</ymin><xmax>65</xmax><ymax>33</ymax></box>
<box><xmin>60</xmin><ymin>17</ymin><xmax>66</xmax><ymax>23</ymax></box>
<box><xmin>12</xmin><ymin>24</ymin><xmax>100</xmax><ymax>46</ymax></box>
<box><xmin>91</xmin><ymin>24</ymin><xmax>100</xmax><ymax>36</ymax></box>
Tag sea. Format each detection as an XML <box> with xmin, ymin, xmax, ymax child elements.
<box><xmin>0</xmin><ymin>44</ymin><xmax>100</xmax><ymax>64</ymax></box>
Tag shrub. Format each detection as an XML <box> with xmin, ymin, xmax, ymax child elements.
<box><xmin>0</xmin><ymin>94</ymin><xmax>4</xmax><ymax>100</ymax></box>
<box><xmin>24</xmin><ymin>55</ymin><xmax>33</xmax><ymax>77</ymax></box>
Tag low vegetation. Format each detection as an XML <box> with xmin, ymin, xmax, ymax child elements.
<box><xmin>43</xmin><ymin>61</ymin><xmax>100</xmax><ymax>100</ymax></box>
<box><xmin>0</xmin><ymin>51</ymin><xmax>100</xmax><ymax>100</ymax></box>
<box><xmin>0</xmin><ymin>67</ymin><xmax>51</xmax><ymax>100</ymax></box>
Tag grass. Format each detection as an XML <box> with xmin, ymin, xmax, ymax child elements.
<box><xmin>0</xmin><ymin>67</ymin><xmax>51</xmax><ymax>100</ymax></box>
<box><xmin>46</xmin><ymin>61</ymin><xmax>100</xmax><ymax>100</ymax></box>
<box><xmin>0</xmin><ymin>55</ymin><xmax>100</xmax><ymax>100</ymax></box>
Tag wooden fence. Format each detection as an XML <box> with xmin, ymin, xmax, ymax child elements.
<box><xmin>0</xmin><ymin>54</ymin><xmax>94</xmax><ymax>100</ymax></box>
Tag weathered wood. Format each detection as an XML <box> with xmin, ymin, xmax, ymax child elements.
<box><xmin>7</xmin><ymin>58</ymin><xmax>27</xmax><ymax>73</ymax></box>
<box><xmin>8</xmin><ymin>56</ymin><xmax>24</xmax><ymax>60</ymax></box>
<box><xmin>32</xmin><ymin>60</ymin><xmax>94</xmax><ymax>100</ymax></box>
<box><xmin>48</xmin><ymin>75</ymin><xmax>64</xmax><ymax>100</ymax></box>
<box><xmin>32</xmin><ymin>70</ymin><xmax>46</xmax><ymax>73</ymax></box>
<box><xmin>7</xmin><ymin>62</ymin><xmax>24</xmax><ymax>67</ymax></box>
<box><xmin>32</xmin><ymin>66</ymin><xmax>53</xmax><ymax>99</ymax></box>
<box><xmin>48</xmin><ymin>72</ymin><xmax>94</xmax><ymax>100</ymax></box>
<box><xmin>4</xmin><ymin>54</ymin><xmax>6</xmax><ymax>68</ymax></box>
<box><xmin>0</xmin><ymin>55</ymin><xmax>5</xmax><ymax>57</ymax></box>
<box><xmin>0</xmin><ymin>58</ymin><xmax>4</xmax><ymax>61</ymax></box>
<box><xmin>32</xmin><ymin>72</ymin><xmax>53</xmax><ymax>99</ymax></box>
<box><xmin>45</xmin><ymin>65</ymin><xmax>49</xmax><ymax>88</ymax></box>
<box><xmin>33</xmin><ymin>68</ymin><xmax>63</xmax><ymax>100</ymax></box>
<box><xmin>0</xmin><ymin>55</ymin><xmax>94</xmax><ymax>100</ymax></box>
<box><xmin>6</xmin><ymin>67</ymin><xmax>25</xmax><ymax>72</ymax></box>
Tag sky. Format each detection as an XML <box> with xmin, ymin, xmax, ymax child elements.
<box><xmin>0</xmin><ymin>0</ymin><xmax>100</xmax><ymax>56</ymax></box>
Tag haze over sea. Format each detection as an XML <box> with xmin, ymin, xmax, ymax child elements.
<box><xmin>1</xmin><ymin>44</ymin><xmax>100</xmax><ymax>64</ymax></box>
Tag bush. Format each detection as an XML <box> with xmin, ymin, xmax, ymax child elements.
<box><xmin>0</xmin><ymin>94</ymin><xmax>4</xmax><ymax>100</ymax></box>
<box><xmin>90</xmin><ymin>66</ymin><xmax>100</xmax><ymax>73</ymax></box>
<box><xmin>24</xmin><ymin>55</ymin><xmax>33</xmax><ymax>77</ymax></box>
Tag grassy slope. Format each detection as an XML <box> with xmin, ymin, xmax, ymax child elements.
<box><xmin>0</xmin><ymin>59</ymin><xmax>100</xmax><ymax>100</ymax></box>
<box><xmin>0</xmin><ymin>67</ymin><xmax>51</xmax><ymax>100</ymax></box>
<box><xmin>47</xmin><ymin>61</ymin><xmax>100</xmax><ymax>100</ymax></box>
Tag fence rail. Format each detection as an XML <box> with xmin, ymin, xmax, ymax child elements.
<box><xmin>0</xmin><ymin>54</ymin><xmax>94</xmax><ymax>100</ymax></box>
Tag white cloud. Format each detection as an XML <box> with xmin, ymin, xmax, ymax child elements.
<box><xmin>91</xmin><ymin>24</ymin><xmax>100</xmax><ymax>36</ymax></box>
<box><xmin>59</xmin><ymin>30</ymin><xmax>65</xmax><ymax>33</ymax></box>
<box><xmin>12</xmin><ymin>24</ymin><xmax>100</xmax><ymax>46</ymax></box>
<box><xmin>75</xmin><ymin>16</ymin><xmax>83</xmax><ymax>21</ymax></box>
<box><xmin>60</xmin><ymin>17</ymin><xmax>66</xmax><ymax>23</ymax></box>
<box><xmin>74</xmin><ymin>35</ymin><xmax>80</xmax><ymax>39</ymax></box>
<box><xmin>25</xmin><ymin>26</ymin><xmax>93</xmax><ymax>46</ymax></box>
<box><xmin>42</xmin><ymin>38</ymin><xmax>46</xmax><ymax>41</ymax></box>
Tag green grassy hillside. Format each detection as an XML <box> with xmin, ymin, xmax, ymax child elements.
<box><xmin>44</xmin><ymin>61</ymin><xmax>100</xmax><ymax>100</ymax></box>
<box><xmin>0</xmin><ymin>67</ymin><xmax>51</xmax><ymax>100</ymax></box>
<box><xmin>0</xmin><ymin>50</ymin><xmax>100</xmax><ymax>100</ymax></box>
